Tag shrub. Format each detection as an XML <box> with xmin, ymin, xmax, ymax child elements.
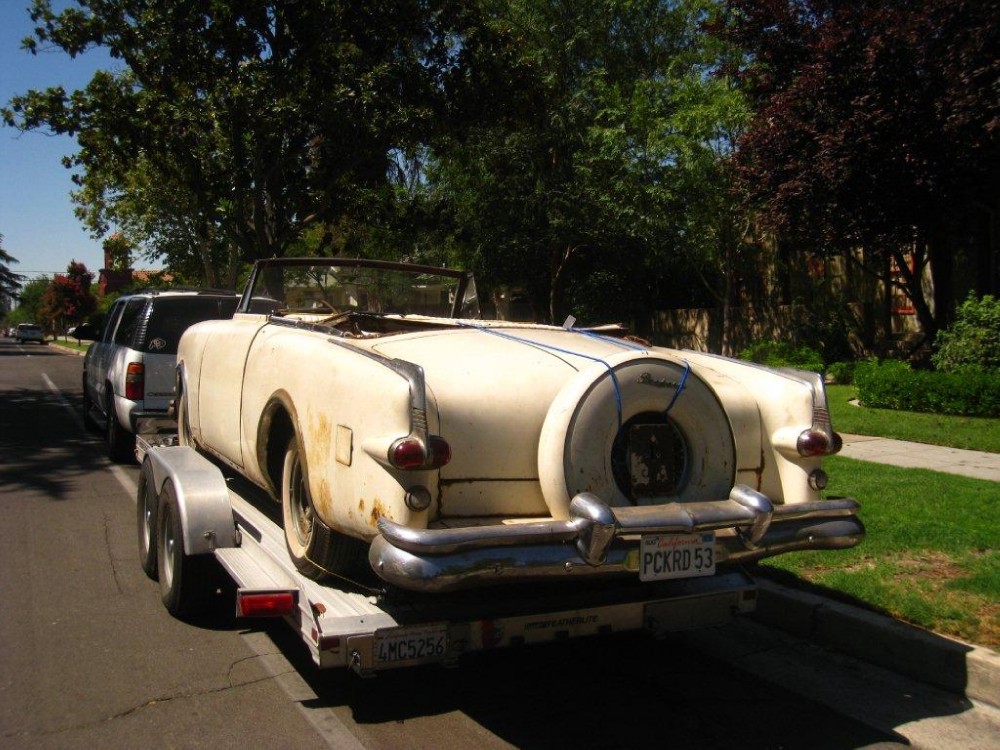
<box><xmin>855</xmin><ymin>359</ymin><xmax>1000</xmax><ymax>417</ymax></box>
<box><xmin>826</xmin><ymin>361</ymin><xmax>856</xmax><ymax>385</ymax></box>
<box><xmin>932</xmin><ymin>293</ymin><xmax>1000</xmax><ymax>372</ymax></box>
<box><xmin>739</xmin><ymin>341</ymin><xmax>824</xmax><ymax>372</ymax></box>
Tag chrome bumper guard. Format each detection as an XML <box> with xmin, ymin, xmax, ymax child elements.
<box><xmin>369</xmin><ymin>485</ymin><xmax>864</xmax><ymax>592</ymax></box>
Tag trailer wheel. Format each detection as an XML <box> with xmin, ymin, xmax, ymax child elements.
<box><xmin>137</xmin><ymin>460</ymin><xmax>159</xmax><ymax>580</ymax></box>
<box><xmin>281</xmin><ymin>437</ymin><xmax>365</xmax><ymax>581</ymax></box>
<box><xmin>157</xmin><ymin>480</ymin><xmax>215</xmax><ymax>619</ymax></box>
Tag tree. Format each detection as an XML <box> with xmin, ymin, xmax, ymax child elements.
<box><xmin>426</xmin><ymin>0</ymin><xmax>750</xmax><ymax>326</ymax></box>
<box><xmin>719</xmin><ymin>0</ymin><xmax>1000</xmax><ymax>344</ymax></box>
<box><xmin>39</xmin><ymin>262</ymin><xmax>98</xmax><ymax>333</ymax></box>
<box><xmin>4</xmin><ymin>1</ymin><xmax>476</xmax><ymax>284</ymax></box>
<box><xmin>5</xmin><ymin>276</ymin><xmax>50</xmax><ymax>327</ymax></box>
<box><xmin>0</xmin><ymin>234</ymin><xmax>24</xmax><ymax>311</ymax></box>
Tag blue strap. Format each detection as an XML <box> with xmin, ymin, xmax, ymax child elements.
<box><xmin>458</xmin><ymin>322</ymin><xmax>625</xmax><ymax>427</ymax></box>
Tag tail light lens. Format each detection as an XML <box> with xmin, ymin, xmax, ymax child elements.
<box><xmin>125</xmin><ymin>363</ymin><xmax>144</xmax><ymax>400</ymax></box>
<box><xmin>389</xmin><ymin>435</ymin><xmax>451</xmax><ymax>470</ymax></box>
<box><xmin>797</xmin><ymin>428</ymin><xmax>843</xmax><ymax>457</ymax></box>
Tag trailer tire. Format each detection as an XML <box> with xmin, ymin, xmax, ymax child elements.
<box><xmin>157</xmin><ymin>480</ymin><xmax>216</xmax><ymax>619</ymax></box>
<box><xmin>281</xmin><ymin>437</ymin><xmax>365</xmax><ymax>581</ymax></box>
<box><xmin>137</xmin><ymin>460</ymin><xmax>159</xmax><ymax>580</ymax></box>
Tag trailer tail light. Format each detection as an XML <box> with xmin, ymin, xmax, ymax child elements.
<box><xmin>125</xmin><ymin>363</ymin><xmax>145</xmax><ymax>400</ymax></box>
<box><xmin>237</xmin><ymin>590</ymin><xmax>297</xmax><ymax>617</ymax></box>
<box><xmin>389</xmin><ymin>435</ymin><xmax>451</xmax><ymax>470</ymax></box>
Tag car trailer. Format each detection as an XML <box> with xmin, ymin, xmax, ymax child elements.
<box><xmin>135</xmin><ymin>436</ymin><xmax>758</xmax><ymax>677</ymax></box>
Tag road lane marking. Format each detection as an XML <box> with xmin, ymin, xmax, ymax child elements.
<box><xmin>43</xmin><ymin>372</ymin><xmax>139</xmax><ymax>498</ymax></box>
<box><xmin>44</xmin><ymin>371</ymin><xmax>363</xmax><ymax>749</ymax></box>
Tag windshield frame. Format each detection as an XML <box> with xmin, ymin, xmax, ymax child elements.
<box><xmin>238</xmin><ymin>257</ymin><xmax>479</xmax><ymax>320</ymax></box>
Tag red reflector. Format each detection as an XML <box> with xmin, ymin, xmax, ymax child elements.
<box><xmin>125</xmin><ymin>362</ymin><xmax>144</xmax><ymax>400</ymax></box>
<box><xmin>237</xmin><ymin>590</ymin><xmax>296</xmax><ymax>617</ymax></box>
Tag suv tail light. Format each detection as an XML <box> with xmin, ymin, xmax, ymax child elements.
<box><xmin>125</xmin><ymin>363</ymin><xmax>145</xmax><ymax>400</ymax></box>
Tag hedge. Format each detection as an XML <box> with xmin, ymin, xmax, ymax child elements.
<box><xmin>854</xmin><ymin>360</ymin><xmax>1000</xmax><ymax>417</ymax></box>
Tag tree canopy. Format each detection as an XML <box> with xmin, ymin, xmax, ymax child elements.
<box><xmin>0</xmin><ymin>234</ymin><xmax>24</xmax><ymax>310</ymax></box>
<box><xmin>4</xmin><ymin>0</ymin><xmax>477</xmax><ymax>285</ymax></box>
<box><xmin>719</xmin><ymin>0</ymin><xmax>1000</xmax><ymax>340</ymax></box>
<box><xmin>421</xmin><ymin>0</ymin><xmax>750</xmax><ymax>324</ymax></box>
<box><xmin>40</xmin><ymin>261</ymin><xmax>97</xmax><ymax>330</ymax></box>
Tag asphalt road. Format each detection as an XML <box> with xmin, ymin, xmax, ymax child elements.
<box><xmin>0</xmin><ymin>337</ymin><xmax>976</xmax><ymax>749</ymax></box>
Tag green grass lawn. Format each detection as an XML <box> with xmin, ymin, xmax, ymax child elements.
<box><xmin>50</xmin><ymin>338</ymin><xmax>91</xmax><ymax>353</ymax></box>
<box><xmin>827</xmin><ymin>384</ymin><xmax>1000</xmax><ymax>453</ymax></box>
<box><xmin>759</xmin><ymin>456</ymin><xmax>999</xmax><ymax>647</ymax></box>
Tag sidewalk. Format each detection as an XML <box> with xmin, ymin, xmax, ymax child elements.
<box><xmin>839</xmin><ymin>433</ymin><xmax>1000</xmax><ymax>482</ymax></box>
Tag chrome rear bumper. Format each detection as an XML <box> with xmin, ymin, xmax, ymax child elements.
<box><xmin>369</xmin><ymin>485</ymin><xmax>864</xmax><ymax>592</ymax></box>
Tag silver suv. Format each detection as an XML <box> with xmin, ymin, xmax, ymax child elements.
<box><xmin>16</xmin><ymin>323</ymin><xmax>46</xmax><ymax>344</ymax></box>
<box><xmin>83</xmin><ymin>289</ymin><xmax>238</xmax><ymax>461</ymax></box>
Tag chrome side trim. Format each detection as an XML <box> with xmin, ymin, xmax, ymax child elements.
<box><xmin>370</xmin><ymin>487</ymin><xmax>863</xmax><ymax>592</ymax></box>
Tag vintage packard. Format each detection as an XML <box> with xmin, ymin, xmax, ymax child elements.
<box><xmin>175</xmin><ymin>257</ymin><xmax>863</xmax><ymax>592</ymax></box>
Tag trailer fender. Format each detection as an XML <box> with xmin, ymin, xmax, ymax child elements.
<box><xmin>143</xmin><ymin>446</ymin><xmax>238</xmax><ymax>555</ymax></box>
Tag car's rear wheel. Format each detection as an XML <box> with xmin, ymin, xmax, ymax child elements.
<box><xmin>281</xmin><ymin>437</ymin><xmax>366</xmax><ymax>582</ymax></box>
<box><xmin>105</xmin><ymin>389</ymin><xmax>135</xmax><ymax>463</ymax></box>
<box><xmin>81</xmin><ymin>373</ymin><xmax>98</xmax><ymax>430</ymax></box>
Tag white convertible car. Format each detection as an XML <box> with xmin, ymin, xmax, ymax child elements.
<box><xmin>176</xmin><ymin>257</ymin><xmax>863</xmax><ymax>592</ymax></box>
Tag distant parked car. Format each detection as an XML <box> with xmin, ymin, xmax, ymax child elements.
<box><xmin>15</xmin><ymin>323</ymin><xmax>46</xmax><ymax>345</ymax></box>
<box><xmin>82</xmin><ymin>289</ymin><xmax>239</xmax><ymax>462</ymax></box>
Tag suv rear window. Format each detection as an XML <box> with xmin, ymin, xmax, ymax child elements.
<box><xmin>141</xmin><ymin>296</ymin><xmax>238</xmax><ymax>354</ymax></box>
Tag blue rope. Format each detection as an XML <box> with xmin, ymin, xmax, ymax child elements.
<box><xmin>458</xmin><ymin>323</ymin><xmax>690</xmax><ymax>426</ymax></box>
<box><xmin>458</xmin><ymin>322</ymin><xmax>625</xmax><ymax>427</ymax></box>
<box><xmin>664</xmin><ymin>360</ymin><xmax>691</xmax><ymax>414</ymax></box>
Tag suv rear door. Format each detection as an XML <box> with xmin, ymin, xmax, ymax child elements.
<box><xmin>139</xmin><ymin>296</ymin><xmax>238</xmax><ymax>411</ymax></box>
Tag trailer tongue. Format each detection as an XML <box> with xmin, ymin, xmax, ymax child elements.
<box><xmin>136</xmin><ymin>437</ymin><xmax>757</xmax><ymax>677</ymax></box>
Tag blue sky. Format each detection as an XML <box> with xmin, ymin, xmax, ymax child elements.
<box><xmin>1</xmin><ymin>1</ymin><xmax>125</xmax><ymax>279</ymax></box>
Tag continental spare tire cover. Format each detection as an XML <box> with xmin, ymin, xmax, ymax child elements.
<box><xmin>538</xmin><ymin>355</ymin><xmax>735</xmax><ymax>519</ymax></box>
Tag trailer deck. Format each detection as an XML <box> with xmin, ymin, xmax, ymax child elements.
<box><xmin>137</xmin><ymin>437</ymin><xmax>758</xmax><ymax>676</ymax></box>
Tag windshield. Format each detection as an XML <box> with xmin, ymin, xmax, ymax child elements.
<box><xmin>241</xmin><ymin>259</ymin><xmax>479</xmax><ymax>319</ymax></box>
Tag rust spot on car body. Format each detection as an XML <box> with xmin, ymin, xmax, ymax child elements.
<box><xmin>369</xmin><ymin>498</ymin><xmax>390</xmax><ymax>527</ymax></box>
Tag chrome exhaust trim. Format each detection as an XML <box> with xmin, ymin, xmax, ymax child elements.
<box><xmin>369</xmin><ymin>487</ymin><xmax>864</xmax><ymax>592</ymax></box>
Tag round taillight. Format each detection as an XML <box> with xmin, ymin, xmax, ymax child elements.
<box><xmin>390</xmin><ymin>438</ymin><xmax>426</xmax><ymax>470</ymax></box>
<box><xmin>389</xmin><ymin>435</ymin><xmax>451</xmax><ymax>470</ymax></box>
<box><xmin>797</xmin><ymin>429</ymin><xmax>830</xmax><ymax>457</ymax></box>
<box><xmin>428</xmin><ymin>435</ymin><xmax>451</xmax><ymax>468</ymax></box>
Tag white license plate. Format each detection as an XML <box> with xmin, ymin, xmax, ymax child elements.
<box><xmin>639</xmin><ymin>532</ymin><xmax>716</xmax><ymax>582</ymax></box>
<box><xmin>374</xmin><ymin>624</ymin><xmax>447</xmax><ymax>665</ymax></box>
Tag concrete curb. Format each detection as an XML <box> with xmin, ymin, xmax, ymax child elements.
<box><xmin>751</xmin><ymin>577</ymin><xmax>1000</xmax><ymax>709</ymax></box>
